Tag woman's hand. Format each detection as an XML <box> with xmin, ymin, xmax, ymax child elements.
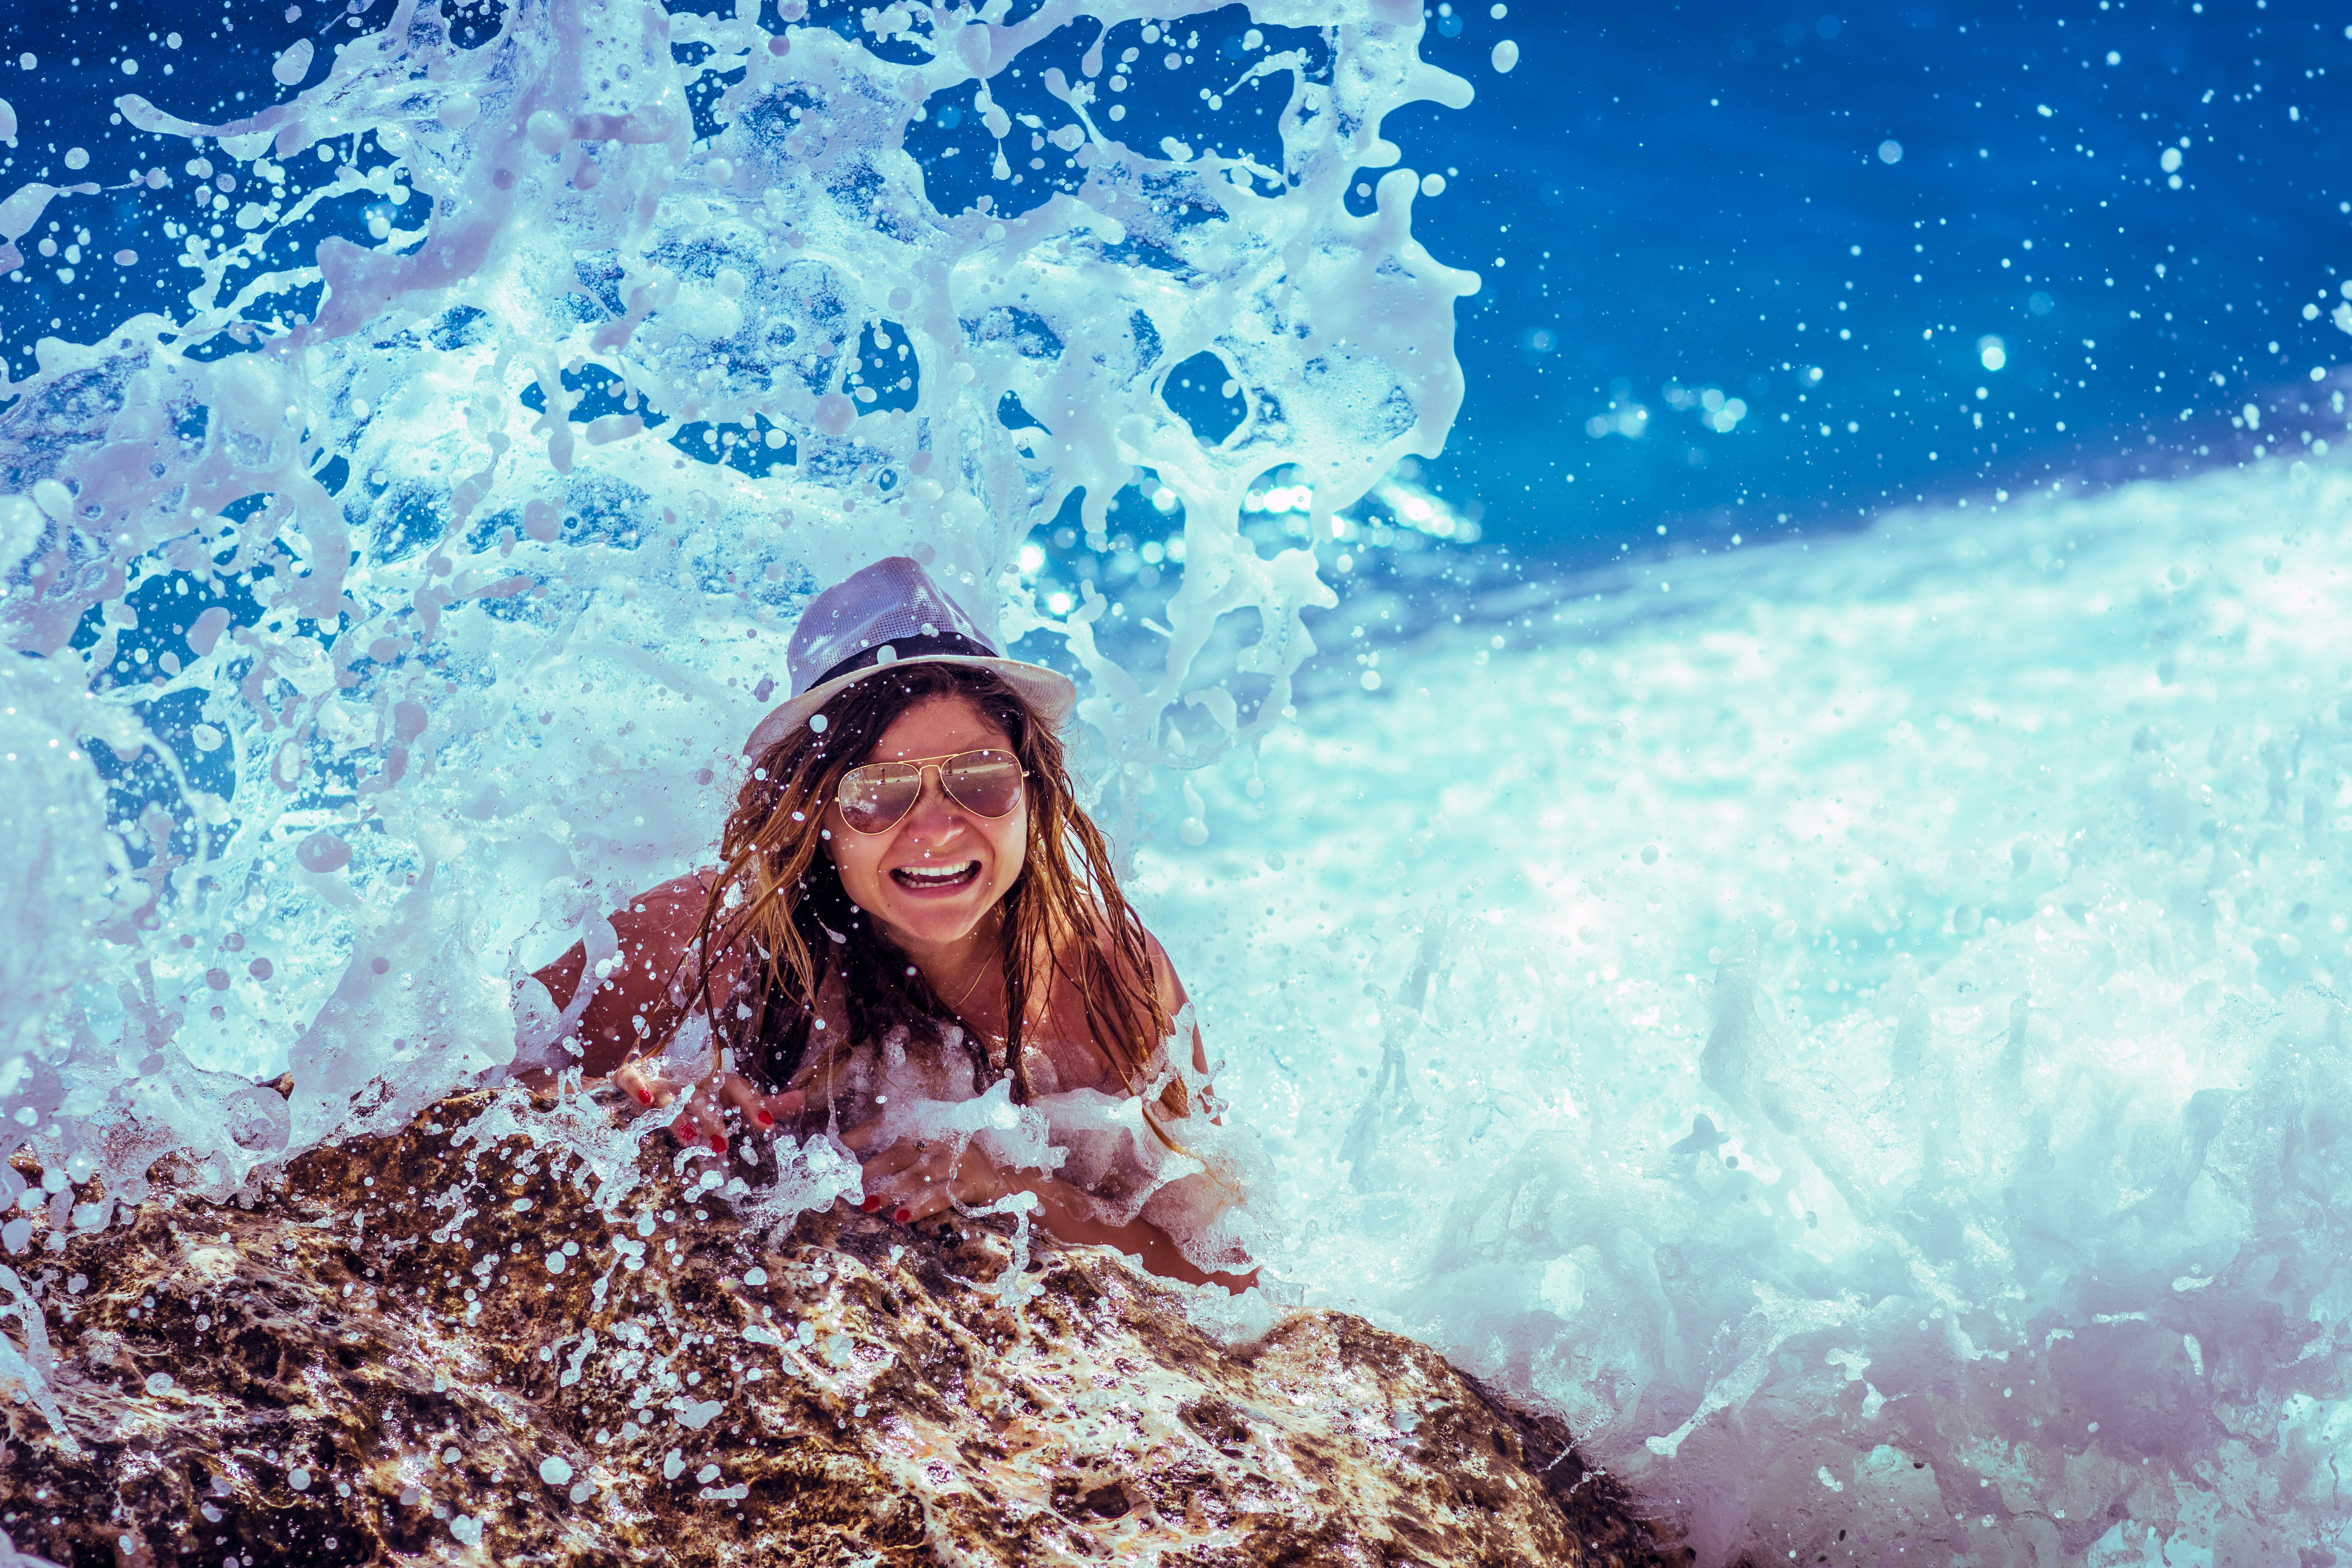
<box><xmin>843</xmin><ymin>1127</ymin><xmax>1260</xmax><ymax>1294</ymax></box>
<box><xmin>846</xmin><ymin>1126</ymin><xmax>1018</xmax><ymax>1225</ymax></box>
<box><xmin>612</xmin><ymin>1061</ymin><xmax>802</xmax><ymax>1154</ymax></box>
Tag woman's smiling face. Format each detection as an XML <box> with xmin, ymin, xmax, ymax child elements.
<box><xmin>824</xmin><ymin>691</ymin><xmax>1028</xmax><ymax>955</ymax></box>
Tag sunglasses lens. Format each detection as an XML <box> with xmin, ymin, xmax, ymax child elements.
<box><xmin>838</xmin><ymin>763</ymin><xmax>920</xmax><ymax>834</ymax></box>
<box><xmin>942</xmin><ymin>751</ymin><xmax>1024</xmax><ymax>818</ymax></box>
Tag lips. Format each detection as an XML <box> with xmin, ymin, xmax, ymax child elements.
<box><xmin>890</xmin><ymin>860</ymin><xmax>980</xmax><ymax>891</ymax></box>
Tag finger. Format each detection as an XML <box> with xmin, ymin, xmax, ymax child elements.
<box><xmin>768</xmin><ymin>1088</ymin><xmax>806</xmax><ymax>1122</ymax></box>
<box><xmin>849</xmin><ymin>1156</ymin><xmax>916</xmax><ymax>1213</ymax></box>
<box><xmin>896</xmin><ymin>1182</ymin><xmax>957</xmax><ymax>1225</ymax></box>
<box><xmin>670</xmin><ymin>1087</ymin><xmax>728</xmax><ymax>1154</ymax></box>
<box><xmin>715</xmin><ymin>1074</ymin><xmax>778</xmax><ymax>1131</ymax></box>
<box><xmin>626</xmin><ymin>1062</ymin><xmax>682</xmax><ymax>1109</ymax></box>
<box><xmin>612</xmin><ymin>1063</ymin><xmax>660</xmax><ymax>1109</ymax></box>
<box><xmin>867</xmin><ymin>1147</ymin><xmax>968</xmax><ymax>1215</ymax></box>
<box><xmin>857</xmin><ymin>1142</ymin><xmax>926</xmax><ymax>1181</ymax></box>
<box><xmin>859</xmin><ymin>1151</ymin><xmax>944</xmax><ymax>1208</ymax></box>
<box><xmin>862</xmin><ymin>1172</ymin><xmax>938</xmax><ymax>1226</ymax></box>
<box><xmin>686</xmin><ymin>1103</ymin><xmax>728</xmax><ymax>1154</ymax></box>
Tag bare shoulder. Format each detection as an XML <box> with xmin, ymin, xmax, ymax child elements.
<box><xmin>530</xmin><ymin>867</ymin><xmax>724</xmax><ymax>1076</ymax></box>
<box><xmin>628</xmin><ymin>871</ymin><xmax>716</xmax><ymax>922</ymax></box>
<box><xmin>1125</xmin><ymin>923</ymin><xmax>1209</xmax><ymax>1084</ymax></box>
<box><xmin>1074</xmin><ymin>906</ymin><xmax>1186</xmax><ymax>1014</ymax></box>
<box><xmin>616</xmin><ymin>870</ymin><xmax>725</xmax><ymax>949</ymax></box>
<box><xmin>543</xmin><ymin>871</ymin><xmax>723</xmax><ymax>992</ymax></box>
<box><xmin>1136</xmin><ymin>926</ymin><xmax>1188</xmax><ymax>1015</ymax></box>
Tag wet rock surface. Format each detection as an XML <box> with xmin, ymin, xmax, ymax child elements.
<box><xmin>0</xmin><ymin>1088</ymin><xmax>1675</xmax><ymax>1566</ymax></box>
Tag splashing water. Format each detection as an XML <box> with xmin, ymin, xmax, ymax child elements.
<box><xmin>11</xmin><ymin>2</ymin><xmax>2352</xmax><ymax>1564</ymax></box>
<box><xmin>0</xmin><ymin>0</ymin><xmax>1469</xmax><ymax>1497</ymax></box>
<box><xmin>1155</xmin><ymin>462</ymin><xmax>2352</xmax><ymax>1565</ymax></box>
<box><xmin>0</xmin><ymin>0</ymin><xmax>1468</xmax><ymax>1200</ymax></box>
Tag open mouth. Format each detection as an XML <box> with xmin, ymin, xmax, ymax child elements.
<box><xmin>889</xmin><ymin>860</ymin><xmax>981</xmax><ymax>891</ymax></box>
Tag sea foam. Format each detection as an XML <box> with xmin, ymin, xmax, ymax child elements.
<box><xmin>1156</xmin><ymin>460</ymin><xmax>2352</xmax><ymax>1565</ymax></box>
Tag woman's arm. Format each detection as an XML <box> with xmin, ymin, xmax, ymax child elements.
<box><xmin>530</xmin><ymin>873</ymin><xmax>715</xmax><ymax>1077</ymax></box>
<box><xmin>530</xmin><ymin>874</ymin><xmax>800</xmax><ymax>1149</ymax></box>
<box><xmin>1141</xmin><ymin>929</ymin><xmax>1210</xmax><ymax>1079</ymax></box>
<box><xmin>1129</xmin><ymin>929</ymin><xmax>1254</xmax><ymax>1285</ymax></box>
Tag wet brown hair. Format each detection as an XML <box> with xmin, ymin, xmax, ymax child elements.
<box><xmin>686</xmin><ymin>662</ymin><xmax>1181</xmax><ymax>1120</ymax></box>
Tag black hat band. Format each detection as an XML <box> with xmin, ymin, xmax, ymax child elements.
<box><xmin>809</xmin><ymin>630</ymin><xmax>998</xmax><ymax>691</ymax></box>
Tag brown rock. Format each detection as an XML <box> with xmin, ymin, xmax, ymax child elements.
<box><xmin>0</xmin><ymin>1088</ymin><xmax>1676</xmax><ymax>1566</ymax></box>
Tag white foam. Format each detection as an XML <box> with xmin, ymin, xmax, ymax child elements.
<box><xmin>0</xmin><ymin>0</ymin><xmax>1472</xmax><ymax>1225</ymax></box>
<box><xmin>1151</xmin><ymin>459</ymin><xmax>2352</xmax><ymax>1564</ymax></box>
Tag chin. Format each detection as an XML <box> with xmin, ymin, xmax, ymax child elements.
<box><xmin>883</xmin><ymin>902</ymin><xmax>992</xmax><ymax>949</ymax></box>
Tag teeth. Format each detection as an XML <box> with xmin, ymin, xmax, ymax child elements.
<box><xmin>895</xmin><ymin>862</ymin><xmax>976</xmax><ymax>884</ymax></box>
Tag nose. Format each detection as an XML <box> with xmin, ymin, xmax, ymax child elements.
<box><xmin>898</xmin><ymin>765</ymin><xmax>970</xmax><ymax>846</ymax></box>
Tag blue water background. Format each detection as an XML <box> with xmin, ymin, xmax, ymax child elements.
<box><xmin>1</xmin><ymin>0</ymin><xmax>2346</xmax><ymax>568</ymax></box>
<box><xmin>1417</xmin><ymin>1</ymin><xmax>2350</xmax><ymax>557</ymax></box>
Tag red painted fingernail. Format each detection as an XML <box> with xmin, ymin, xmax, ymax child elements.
<box><xmin>860</xmin><ymin>1194</ymin><xmax>883</xmax><ymax>1212</ymax></box>
<box><xmin>892</xmin><ymin>1207</ymin><xmax>912</xmax><ymax>1225</ymax></box>
<box><xmin>757</xmin><ymin>1111</ymin><xmax>775</xmax><ymax>1128</ymax></box>
<box><xmin>636</xmin><ymin>1088</ymin><xmax>652</xmax><ymax>1105</ymax></box>
<box><xmin>711</xmin><ymin>1136</ymin><xmax>727</xmax><ymax>1153</ymax></box>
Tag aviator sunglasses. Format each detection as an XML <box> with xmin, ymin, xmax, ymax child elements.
<box><xmin>835</xmin><ymin>749</ymin><xmax>1026</xmax><ymax>835</ymax></box>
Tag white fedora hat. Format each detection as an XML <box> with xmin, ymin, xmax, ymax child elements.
<box><xmin>742</xmin><ymin>555</ymin><xmax>1076</xmax><ymax>758</ymax></box>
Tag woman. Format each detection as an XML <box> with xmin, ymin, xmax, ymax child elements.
<box><xmin>526</xmin><ymin>556</ymin><xmax>1254</xmax><ymax>1292</ymax></box>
